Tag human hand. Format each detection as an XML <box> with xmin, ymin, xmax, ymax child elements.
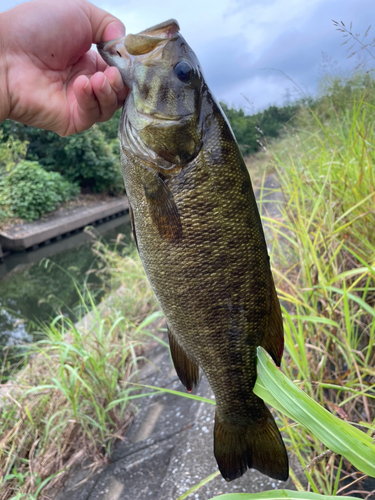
<box><xmin>0</xmin><ymin>0</ymin><xmax>128</xmax><ymax>136</ymax></box>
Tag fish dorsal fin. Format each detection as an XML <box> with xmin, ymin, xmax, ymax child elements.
<box><xmin>168</xmin><ymin>326</ymin><xmax>199</xmax><ymax>392</ymax></box>
<box><xmin>260</xmin><ymin>276</ymin><xmax>284</xmax><ymax>366</ymax></box>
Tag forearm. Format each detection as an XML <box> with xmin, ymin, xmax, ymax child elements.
<box><xmin>0</xmin><ymin>11</ymin><xmax>11</xmax><ymax>123</ymax></box>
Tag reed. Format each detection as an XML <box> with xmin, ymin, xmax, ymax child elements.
<box><xmin>258</xmin><ymin>77</ymin><xmax>375</xmax><ymax>498</ymax></box>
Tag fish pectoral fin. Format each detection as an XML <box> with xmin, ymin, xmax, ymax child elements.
<box><xmin>129</xmin><ymin>204</ymin><xmax>139</xmax><ymax>252</ymax></box>
<box><xmin>168</xmin><ymin>326</ymin><xmax>199</xmax><ymax>392</ymax></box>
<box><xmin>260</xmin><ymin>278</ymin><xmax>284</xmax><ymax>366</ymax></box>
<box><xmin>214</xmin><ymin>405</ymin><xmax>289</xmax><ymax>482</ymax></box>
<box><xmin>144</xmin><ymin>174</ymin><xmax>182</xmax><ymax>243</ymax></box>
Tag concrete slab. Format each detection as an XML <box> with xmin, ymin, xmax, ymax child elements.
<box><xmin>0</xmin><ymin>198</ymin><xmax>129</xmax><ymax>251</ymax></box>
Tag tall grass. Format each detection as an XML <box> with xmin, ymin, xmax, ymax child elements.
<box><xmin>0</xmin><ymin>243</ymin><xmax>158</xmax><ymax>500</ymax></box>
<box><xmin>258</xmin><ymin>76</ymin><xmax>375</xmax><ymax>497</ymax></box>
<box><xmin>2</xmin><ymin>76</ymin><xmax>375</xmax><ymax>499</ymax></box>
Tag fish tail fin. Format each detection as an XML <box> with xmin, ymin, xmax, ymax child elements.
<box><xmin>213</xmin><ymin>405</ymin><xmax>289</xmax><ymax>482</ymax></box>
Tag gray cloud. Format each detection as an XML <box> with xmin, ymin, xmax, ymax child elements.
<box><xmin>2</xmin><ymin>0</ymin><xmax>375</xmax><ymax>110</ymax></box>
<box><xmin>195</xmin><ymin>34</ymin><xmax>255</xmax><ymax>94</ymax></box>
<box><xmin>242</xmin><ymin>0</ymin><xmax>375</xmax><ymax>101</ymax></box>
<box><xmin>203</xmin><ymin>0</ymin><xmax>375</xmax><ymax>108</ymax></box>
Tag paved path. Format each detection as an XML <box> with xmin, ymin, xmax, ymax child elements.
<box><xmin>54</xmin><ymin>175</ymin><xmax>302</xmax><ymax>500</ymax></box>
<box><xmin>55</xmin><ymin>337</ymin><xmax>295</xmax><ymax>500</ymax></box>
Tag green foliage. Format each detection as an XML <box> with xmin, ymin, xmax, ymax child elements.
<box><xmin>0</xmin><ymin>161</ymin><xmax>79</xmax><ymax>220</ymax></box>
<box><xmin>0</xmin><ymin>119</ymin><xmax>123</xmax><ymax>194</ymax></box>
<box><xmin>208</xmin><ymin>493</ymin><xmax>359</xmax><ymax>500</ymax></box>
<box><xmin>0</xmin><ymin>247</ymin><xmax>157</xmax><ymax>499</ymax></box>
<box><xmin>256</xmin><ymin>74</ymin><xmax>375</xmax><ymax>496</ymax></box>
<box><xmin>220</xmin><ymin>102</ymin><xmax>300</xmax><ymax>156</ymax></box>
<box><xmin>312</xmin><ymin>72</ymin><xmax>375</xmax><ymax>120</ymax></box>
<box><xmin>59</xmin><ymin>125</ymin><xmax>123</xmax><ymax>194</ymax></box>
<box><xmin>0</xmin><ymin>130</ymin><xmax>28</xmax><ymax>175</ymax></box>
<box><xmin>97</xmin><ymin>109</ymin><xmax>122</xmax><ymax>140</ymax></box>
<box><xmin>220</xmin><ymin>103</ymin><xmax>258</xmax><ymax>155</ymax></box>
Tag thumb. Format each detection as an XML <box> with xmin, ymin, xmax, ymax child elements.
<box><xmin>83</xmin><ymin>0</ymin><xmax>125</xmax><ymax>43</ymax></box>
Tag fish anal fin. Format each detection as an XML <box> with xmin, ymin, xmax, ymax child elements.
<box><xmin>214</xmin><ymin>405</ymin><xmax>289</xmax><ymax>482</ymax></box>
<box><xmin>144</xmin><ymin>174</ymin><xmax>182</xmax><ymax>243</ymax></box>
<box><xmin>168</xmin><ymin>326</ymin><xmax>199</xmax><ymax>392</ymax></box>
<box><xmin>261</xmin><ymin>277</ymin><xmax>284</xmax><ymax>366</ymax></box>
<box><xmin>129</xmin><ymin>205</ymin><xmax>139</xmax><ymax>252</ymax></box>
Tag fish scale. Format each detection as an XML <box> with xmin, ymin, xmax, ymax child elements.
<box><xmin>98</xmin><ymin>18</ymin><xmax>289</xmax><ymax>482</ymax></box>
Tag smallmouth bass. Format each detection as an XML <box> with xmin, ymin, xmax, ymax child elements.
<box><xmin>98</xmin><ymin>19</ymin><xmax>288</xmax><ymax>482</ymax></box>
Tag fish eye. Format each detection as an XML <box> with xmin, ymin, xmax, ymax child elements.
<box><xmin>174</xmin><ymin>60</ymin><xmax>193</xmax><ymax>82</ymax></box>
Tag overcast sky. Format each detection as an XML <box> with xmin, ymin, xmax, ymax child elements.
<box><xmin>3</xmin><ymin>0</ymin><xmax>375</xmax><ymax>111</ymax></box>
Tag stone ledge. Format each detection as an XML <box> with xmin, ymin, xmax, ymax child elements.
<box><xmin>0</xmin><ymin>197</ymin><xmax>129</xmax><ymax>251</ymax></box>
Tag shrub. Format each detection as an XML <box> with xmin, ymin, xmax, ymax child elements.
<box><xmin>60</xmin><ymin>125</ymin><xmax>123</xmax><ymax>194</ymax></box>
<box><xmin>0</xmin><ymin>130</ymin><xmax>28</xmax><ymax>176</ymax></box>
<box><xmin>0</xmin><ymin>120</ymin><xmax>124</xmax><ymax>195</ymax></box>
<box><xmin>0</xmin><ymin>161</ymin><xmax>79</xmax><ymax>220</ymax></box>
<box><xmin>220</xmin><ymin>102</ymin><xmax>300</xmax><ymax>156</ymax></box>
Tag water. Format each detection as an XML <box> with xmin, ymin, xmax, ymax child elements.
<box><xmin>0</xmin><ymin>214</ymin><xmax>132</xmax><ymax>348</ymax></box>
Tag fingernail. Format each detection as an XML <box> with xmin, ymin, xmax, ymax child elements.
<box><xmin>100</xmin><ymin>76</ymin><xmax>112</xmax><ymax>96</ymax></box>
<box><xmin>104</xmin><ymin>21</ymin><xmax>125</xmax><ymax>41</ymax></box>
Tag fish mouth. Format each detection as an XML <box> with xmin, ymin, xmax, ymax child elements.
<box><xmin>97</xmin><ymin>38</ymin><xmax>129</xmax><ymax>62</ymax></box>
<box><xmin>135</xmin><ymin>107</ymin><xmax>194</xmax><ymax>124</ymax></box>
<box><xmin>97</xmin><ymin>20</ymin><xmax>181</xmax><ymax>87</ymax></box>
<box><xmin>147</xmin><ymin>112</ymin><xmax>194</xmax><ymax>122</ymax></box>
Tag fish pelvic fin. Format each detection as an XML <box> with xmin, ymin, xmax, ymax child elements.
<box><xmin>213</xmin><ymin>405</ymin><xmax>289</xmax><ymax>482</ymax></box>
<box><xmin>261</xmin><ymin>277</ymin><xmax>284</xmax><ymax>366</ymax></box>
<box><xmin>168</xmin><ymin>326</ymin><xmax>199</xmax><ymax>392</ymax></box>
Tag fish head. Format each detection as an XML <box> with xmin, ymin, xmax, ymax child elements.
<box><xmin>97</xmin><ymin>20</ymin><xmax>204</xmax><ymax>167</ymax></box>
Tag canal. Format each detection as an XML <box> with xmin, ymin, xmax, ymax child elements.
<box><xmin>0</xmin><ymin>214</ymin><xmax>132</xmax><ymax>349</ymax></box>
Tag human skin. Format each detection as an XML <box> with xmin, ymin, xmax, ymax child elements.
<box><xmin>0</xmin><ymin>0</ymin><xmax>128</xmax><ymax>136</ymax></box>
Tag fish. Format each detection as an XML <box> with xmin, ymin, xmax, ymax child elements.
<box><xmin>97</xmin><ymin>19</ymin><xmax>289</xmax><ymax>482</ymax></box>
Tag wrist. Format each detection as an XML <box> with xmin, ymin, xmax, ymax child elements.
<box><xmin>0</xmin><ymin>12</ymin><xmax>11</xmax><ymax>123</ymax></box>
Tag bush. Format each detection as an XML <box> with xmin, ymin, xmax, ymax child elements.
<box><xmin>59</xmin><ymin>125</ymin><xmax>124</xmax><ymax>194</ymax></box>
<box><xmin>0</xmin><ymin>161</ymin><xmax>79</xmax><ymax>220</ymax></box>
<box><xmin>0</xmin><ymin>119</ymin><xmax>124</xmax><ymax>195</ymax></box>
<box><xmin>220</xmin><ymin>102</ymin><xmax>300</xmax><ymax>156</ymax></box>
<box><xmin>0</xmin><ymin>130</ymin><xmax>28</xmax><ymax>177</ymax></box>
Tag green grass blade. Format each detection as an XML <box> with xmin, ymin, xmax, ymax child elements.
<box><xmin>210</xmin><ymin>490</ymin><xmax>359</xmax><ymax>500</ymax></box>
<box><xmin>176</xmin><ymin>471</ymin><xmax>220</xmax><ymax>500</ymax></box>
<box><xmin>127</xmin><ymin>382</ymin><xmax>215</xmax><ymax>405</ymax></box>
<box><xmin>254</xmin><ymin>347</ymin><xmax>375</xmax><ymax>477</ymax></box>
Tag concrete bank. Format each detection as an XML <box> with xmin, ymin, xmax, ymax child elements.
<box><xmin>0</xmin><ymin>197</ymin><xmax>129</xmax><ymax>252</ymax></box>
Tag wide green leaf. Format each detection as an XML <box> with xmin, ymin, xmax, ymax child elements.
<box><xmin>254</xmin><ymin>347</ymin><xmax>375</xmax><ymax>477</ymax></box>
<box><xmin>210</xmin><ymin>490</ymin><xmax>358</xmax><ymax>500</ymax></box>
